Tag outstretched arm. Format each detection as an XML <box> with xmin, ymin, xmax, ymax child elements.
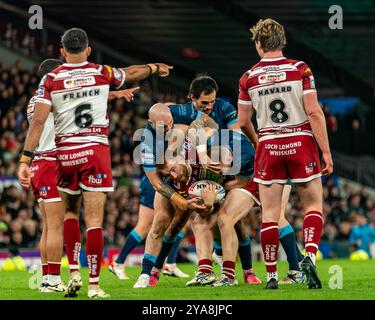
<box><xmin>124</xmin><ymin>63</ymin><xmax>173</xmax><ymax>83</ymax></box>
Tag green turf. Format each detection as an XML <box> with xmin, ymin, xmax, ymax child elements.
<box><xmin>0</xmin><ymin>259</ymin><xmax>374</xmax><ymax>300</ymax></box>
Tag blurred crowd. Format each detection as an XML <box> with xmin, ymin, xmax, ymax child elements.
<box><xmin>1</xmin><ymin>61</ymin><xmax>375</xmax><ymax>258</ymax></box>
<box><xmin>323</xmin><ymin>103</ymin><xmax>369</xmax><ymax>133</ymax></box>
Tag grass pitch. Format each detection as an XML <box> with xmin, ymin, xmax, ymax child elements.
<box><xmin>0</xmin><ymin>259</ymin><xmax>374</xmax><ymax>300</ymax></box>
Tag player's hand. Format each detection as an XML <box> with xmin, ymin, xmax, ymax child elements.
<box><xmin>186</xmin><ymin>198</ymin><xmax>207</xmax><ymax>211</ymax></box>
<box><xmin>109</xmin><ymin>87</ymin><xmax>140</xmax><ymax>102</ymax></box>
<box><xmin>18</xmin><ymin>163</ymin><xmax>31</xmax><ymax>189</ymax></box>
<box><xmin>200</xmin><ymin>183</ymin><xmax>216</xmax><ymax>208</ymax></box>
<box><xmin>155</xmin><ymin>63</ymin><xmax>173</xmax><ymax>77</ymax></box>
<box><xmin>321</xmin><ymin>151</ymin><xmax>333</xmax><ymax>176</ymax></box>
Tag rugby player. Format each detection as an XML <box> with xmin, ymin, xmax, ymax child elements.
<box><xmin>153</xmin><ymin>77</ymin><xmax>261</xmax><ymax>286</ymax></box>
<box><xmin>110</xmin><ymin>76</ymin><xmax>242</xmax><ymax>280</ymax></box>
<box><xmin>21</xmin><ymin>58</ymin><xmax>138</xmax><ymax>293</ymax></box>
<box><xmin>186</xmin><ymin>129</ymin><xmax>260</xmax><ymax>287</ymax></box>
<box><xmin>18</xmin><ymin>27</ymin><xmax>173</xmax><ymax>298</ymax></box>
<box><xmin>24</xmin><ymin>59</ymin><xmax>66</xmax><ymax>293</ymax></box>
<box><xmin>238</xmin><ymin>19</ymin><xmax>333</xmax><ymax>289</ymax></box>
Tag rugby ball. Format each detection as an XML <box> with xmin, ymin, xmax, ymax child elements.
<box><xmin>188</xmin><ymin>180</ymin><xmax>225</xmax><ymax>204</ymax></box>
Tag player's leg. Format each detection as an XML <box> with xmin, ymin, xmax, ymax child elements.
<box><xmin>134</xmin><ymin>192</ymin><xmax>174</xmax><ymax>288</ymax></box>
<box><xmin>111</xmin><ymin>205</ymin><xmax>154</xmax><ymax>280</ymax></box>
<box><xmin>235</xmin><ymin>220</ymin><xmax>261</xmax><ymax>284</ymax></box>
<box><xmin>38</xmin><ymin>201</ymin><xmax>48</xmax><ymax>290</ymax></box>
<box><xmin>296</xmin><ymin>177</ymin><xmax>324</xmax><ymax>289</ymax></box>
<box><xmin>163</xmin><ymin>223</ymin><xmax>190</xmax><ymax>278</ymax></box>
<box><xmin>150</xmin><ymin>208</ymin><xmax>192</xmax><ymax>285</ymax></box>
<box><xmin>286</xmin><ymin>135</ymin><xmax>323</xmax><ymax>289</ymax></box>
<box><xmin>186</xmin><ymin>211</ymin><xmax>218</xmax><ymax>287</ymax></box>
<box><xmin>43</xmin><ymin>199</ymin><xmax>65</xmax><ymax>291</ymax></box>
<box><xmin>259</xmin><ymin>183</ymin><xmax>284</xmax><ymax>288</ymax></box>
<box><xmin>214</xmin><ymin>189</ymin><xmax>254</xmax><ymax>286</ymax></box>
<box><xmin>61</xmin><ymin>192</ymin><xmax>82</xmax><ymax>277</ymax></box>
<box><xmin>31</xmin><ymin>159</ymin><xmax>65</xmax><ymax>292</ymax></box>
<box><xmin>212</xmin><ymin>227</ymin><xmax>223</xmax><ymax>269</ymax></box>
<box><xmin>278</xmin><ymin>184</ymin><xmax>305</xmax><ymax>284</ymax></box>
<box><xmin>111</xmin><ymin>176</ymin><xmax>156</xmax><ymax>279</ymax></box>
<box><xmin>83</xmin><ymin>191</ymin><xmax>108</xmax><ymax>296</ymax></box>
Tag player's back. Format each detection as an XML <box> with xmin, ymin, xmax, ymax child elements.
<box><xmin>37</xmin><ymin>61</ymin><xmax>125</xmax><ymax>147</ymax></box>
<box><xmin>239</xmin><ymin>57</ymin><xmax>316</xmax><ymax>141</ymax></box>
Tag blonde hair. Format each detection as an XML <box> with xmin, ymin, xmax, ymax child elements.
<box><xmin>250</xmin><ymin>18</ymin><xmax>286</xmax><ymax>52</ymax></box>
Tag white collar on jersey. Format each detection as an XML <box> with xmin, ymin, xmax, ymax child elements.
<box><xmin>260</xmin><ymin>56</ymin><xmax>286</xmax><ymax>62</ymax></box>
<box><xmin>62</xmin><ymin>61</ymin><xmax>89</xmax><ymax>67</ymax></box>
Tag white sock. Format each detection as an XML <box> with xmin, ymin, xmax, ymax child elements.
<box><xmin>306</xmin><ymin>252</ymin><xmax>316</xmax><ymax>265</ymax></box>
<box><xmin>42</xmin><ymin>275</ymin><xmax>48</xmax><ymax>283</ymax></box>
<box><xmin>47</xmin><ymin>274</ymin><xmax>61</xmax><ymax>286</ymax></box>
<box><xmin>267</xmin><ymin>272</ymin><xmax>278</xmax><ymax>282</ymax></box>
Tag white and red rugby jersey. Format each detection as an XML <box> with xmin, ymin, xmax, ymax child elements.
<box><xmin>238</xmin><ymin>57</ymin><xmax>316</xmax><ymax>142</ymax></box>
<box><xmin>35</xmin><ymin>61</ymin><xmax>126</xmax><ymax>148</ymax></box>
<box><xmin>27</xmin><ymin>76</ymin><xmax>56</xmax><ymax>159</ymax></box>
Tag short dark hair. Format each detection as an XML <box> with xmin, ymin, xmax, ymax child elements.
<box><xmin>38</xmin><ymin>59</ymin><xmax>63</xmax><ymax>77</ymax></box>
<box><xmin>189</xmin><ymin>75</ymin><xmax>218</xmax><ymax>99</ymax></box>
<box><xmin>61</xmin><ymin>28</ymin><xmax>89</xmax><ymax>54</ymax></box>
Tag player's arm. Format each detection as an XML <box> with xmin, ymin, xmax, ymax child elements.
<box><xmin>222</xmin><ymin>101</ymin><xmax>241</xmax><ymax>130</ymax></box>
<box><xmin>238</xmin><ymin>103</ymin><xmax>258</xmax><ymax>149</ymax></box>
<box><xmin>189</xmin><ymin>113</ymin><xmax>218</xmax><ymax>132</ymax></box>
<box><xmin>145</xmin><ymin>170</ymin><xmax>206</xmax><ymax>211</ymax></box>
<box><xmin>189</xmin><ymin>113</ymin><xmax>219</xmax><ymax>167</ymax></box>
<box><xmin>303</xmin><ymin>92</ymin><xmax>333</xmax><ymax>176</ymax></box>
<box><xmin>108</xmin><ymin>87</ymin><xmax>140</xmax><ymax>102</ymax></box>
<box><xmin>123</xmin><ymin>63</ymin><xmax>173</xmax><ymax>83</ymax></box>
<box><xmin>18</xmin><ymin>102</ymin><xmax>51</xmax><ymax>188</ymax></box>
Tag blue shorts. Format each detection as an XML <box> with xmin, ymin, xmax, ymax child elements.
<box><xmin>140</xmin><ymin>174</ymin><xmax>155</xmax><ymax>209</ymax></box>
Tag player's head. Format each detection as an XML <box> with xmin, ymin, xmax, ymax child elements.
<box><xmin>158</xmin><ymin>156</ymin><xmax>190</xmax><ymax>184</ymax></box>
<box><xmin>188</xmin><ymin>75</ymin><xmax>218</xmax><ymax>115</ymax></box>
<box><xmin>60</xmin><ymin>28</ymin><xmax>91</xmax><ymax>60</ymax></box>
<box><xmin>250</xmin><ymin>18</ymin><xmax>286</xmax><ymax>58</ymax></box>
<box><xmin>38</xmin><ymin>59</ymin><xmax>63</xmax><ymax>77</ymax></box>
<box><xmin>149</xmin><ymin>103</ymin><xmax>174</xmax><ymax>132</ymax></box>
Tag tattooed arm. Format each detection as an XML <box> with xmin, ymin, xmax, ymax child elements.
<box><xmin>145</xmin><ymin>170</ymin><xmax>205</xmax><ymax>211</ymax></box>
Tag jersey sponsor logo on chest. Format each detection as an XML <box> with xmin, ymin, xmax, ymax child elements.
<box><xmin>258</xmin><ymin>72</ymin><xmax>286</xmax><ymax>84</ymax></box>
<box><xmin>63</xmin><ymin>76</ymin><xmax>96</xmax><ymax>89</ymax></box>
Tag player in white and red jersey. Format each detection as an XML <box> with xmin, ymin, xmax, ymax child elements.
<box><xmin>27</xmin><ymin>59</ymin><xmax>66</xmax><ymax>293</ymax></box>
<box><xmin>25</xmin><ymin>59</ymin><xmax>139</xmax><ymax>293</ymax></box>
<box><xmin>18</xmin><ymin>27</ymin><xmax>173</xmax><ymax>298</ymax></box>
<box><xmin>238</xmin><ymin>19</ymin><xmax>333</xmax><ymax>289</ymax></box>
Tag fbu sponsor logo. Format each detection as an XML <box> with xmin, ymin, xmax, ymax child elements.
<box><xmin>305</xmin><ymin>162</ymin><xmax>316</xmax><ymax>174</ymax></box>
<box><xmin>88</xmin><ymin>174</ymin><xmax>107</xmax><ymax>185</ymax></box>
<box><xmin>39</xmin><ymin>186</ymin><xmax>50</xmax><ymax>197</ymax></box>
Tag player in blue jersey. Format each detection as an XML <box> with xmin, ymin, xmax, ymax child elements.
<box><xmin>109</xmin><ymin>102</ymin><xmax>216</xmax><ymax>279</ymax></box>
<box><xmin>110</xmin><ymin>75</ymin><xmax>237</xmax><ymax>279</ymax></box>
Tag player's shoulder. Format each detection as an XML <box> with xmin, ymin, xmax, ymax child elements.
<box><xmin>170</xmin><ymin>101</ymin><xmax>193</xmax><ymax>111</ymax></box>
<box><xmin>284</xmin><ymin>58</ymin><xmax>310</xmax><ymax>70</ymax></box>
<box><xmin>240</xmin><ymin>61</ymin><xmax>263</xmax><ymax>82</ymax></box>
<box><xmin>214</xmin><ymin>98</ymin><xmax>233</xmax><ymax>108</ymax></box>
